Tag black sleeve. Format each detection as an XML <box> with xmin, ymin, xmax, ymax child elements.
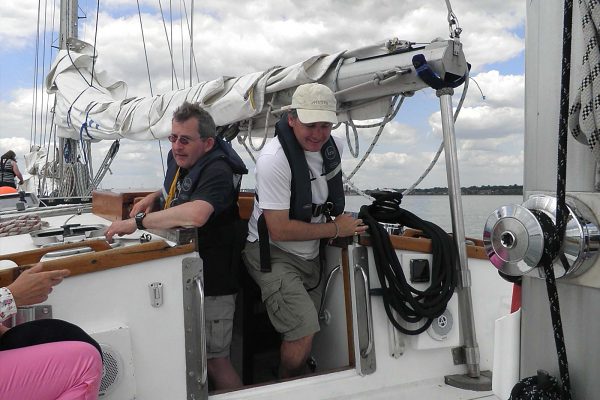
<box><xmin>189</xmin><ymin>160</ymin><xmax>234</xmax><ymax>217</ymax></box>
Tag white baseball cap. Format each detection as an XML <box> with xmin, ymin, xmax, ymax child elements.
<box><xmin>289</xmin><ymin>83</ymin><xmax>338</xmax><ymax>124</ymax></box>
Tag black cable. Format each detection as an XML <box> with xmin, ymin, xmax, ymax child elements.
<box><xmin>358</xmin><ymin>191</ymin><xmax>457</xmax><ymax>335</ymax></box>
<box><xmin>511</xmin><ymin>1</ymin><xmax>573</xmax><ymax>399</ymax></box>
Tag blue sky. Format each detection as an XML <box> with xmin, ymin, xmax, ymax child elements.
<box><xmin>0</xmin><ymin>0</ymin><xmax>526</xmax><ymax>191</ymax></box>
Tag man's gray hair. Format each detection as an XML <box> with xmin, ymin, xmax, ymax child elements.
<box><xmin>172</xmin><ymin>102</ymin><xmax>216</xmax><ymax>139</ymax></box>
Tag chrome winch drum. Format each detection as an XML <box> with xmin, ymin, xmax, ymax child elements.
<box><xmin>483</xmin><ymin>195</ymin><xmax>600</xmax><ymax>279</ymax></box>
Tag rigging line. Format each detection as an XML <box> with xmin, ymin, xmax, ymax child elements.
<box><xmin>38</xmin><ymin>0</ymin><xmax>50</xmax><ymax>148</ymax></box>
<box><xmin>444</xmin><ymin>0</ymin><xmax>462</xmax><ymax>39</ymax></box>
<box><xmin>42</xmin><ymin>104</ymin><xmax>57</xmax><ymax>196</ymax></box>
<box><xmin>42</xmin><ymin>0</ymin><xmax>59</xmax><ymax>146</ymax></box>
<box><xmin>181</xmin><ymin>0</ymin><xmax>200</xmax><ymax>84</ymax></box>
<box><xmin>158</xmin><ymin>0</ymin><xmax>180</xmax><ymax>89</ymax></box>
<box><xmin>402</xmin><ymin>69</ymin><xmax>470</xmax><ymax>196</ymax></box>
<box><xmin>179</xmin><ymin>0</ymin><xmax>186</xmax><ymax>86</ymax></box>
<box><xmin>345</xmin><ymin>95</ymin><xmax>405</xmax><ymax>181</ymax></box>
<box><xmin>31</xmin><ymin>0</ymin><xmax>43</xmax><ymax>146</ymax></box>
<box><xmin>189</xmin><ymin>0</ymin><xmax>194</xmax><ymax>86</ymax></box>
<box><xmin>170</xmin><ymin>0</ymin><xmax>174</xmax><ymax>89</ymax></box>
<box><xmin>90</xmin><ymin>0</ymin><xmax>100</xmax><ymax>86</ymax></box>
<box><xmin>66</xmin><ymin>45</ymin><xmax>96</xmax><ymax>87</ymax></box>
<box><xmin>344</xmin><ymin>113</ymin><xmax>360</xmax><ymax>158</ymax></box>
<box><xmin>136</xmin><ymin>0</ymin><xmax>155</xmax><ymax>96</ymax></box>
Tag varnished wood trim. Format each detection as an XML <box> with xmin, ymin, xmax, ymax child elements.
<box><xmin>341</xmin><ymin>247</ymin><xmax>355</xmax><ymax>367</ymax></box>
<box><xmin>0</xmin><ymin>240</ymin><xmax>195</xmax><ymax>287</ymax></box>
<box><xmin>0</xmin><ymin>239</ymin><xmax>112</xmax><ymax>266</ymax></box>
<box><xmin>358</xmin><ymin>234</ymin><xmax>488</xmax><ymax>260</ymax></box>
<box><xmin>238</xmin><ymin>192</ymin><xmax>255</xmax><ymax>220</ymax></box>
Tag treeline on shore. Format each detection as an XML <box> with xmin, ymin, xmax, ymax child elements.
<box><xmin>242</xmin><ymin>184</ymin><xmax>523</xmax><ymax>196</ymax></box>
<box><xmin>356</xmin><ymin>184</ymin><xmax>523</xmax><ymax>196</ymax></box>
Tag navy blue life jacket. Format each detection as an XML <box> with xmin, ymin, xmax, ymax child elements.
<box><xmin>275</xmin><ymin>113</ymin><xmax>345</xmax><ymax>221</ymax></box>
<box><xmin>257</xmin><ymin>113</ymin><xmax>344</xmax><ymax>271</ymax></box>
<box><xmin>164</xmin><ymin>137</ymin><xmax>248</xmax><ymax>295</ymax></box>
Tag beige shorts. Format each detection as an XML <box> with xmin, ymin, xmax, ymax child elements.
<box><xmin>205</xmin><ymin>294</ymin><xmax>236</xmax><ymax>359</ymax></box>
<box><xmin>243</xmin><ymin>241</ymin><xmax>322</xmax><ymax>341</ymax></box>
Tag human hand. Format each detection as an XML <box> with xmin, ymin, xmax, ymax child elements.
<box><xmin>333</xmin><ymin>213</ymin><xmax>368</xmax><ymax>238</ymax></box>
<box><xmin>7</xmin><ymin>263</ymin><xmax>70</xmax><ymax>306</ymax></box>
<box><xmin>0</xmin><ymin>324</ymin><xmax>9</xmax><ymax>337</ymax></box>
<box><xmin>104</xmin><ymin>219</ymin><xmax>137</xmax><ymax>243</ymax></box>
<box><xmin>129</xmin><ymin>194</ymin><xmax>157</xmax><ymax>217</ymax></box>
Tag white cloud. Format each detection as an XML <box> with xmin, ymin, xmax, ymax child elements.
<box><xmin>0</xmin><ymin>0</ymin><xmax>526</xmax><ymax>189</ymax></box>
<box><xmin>429</xmin><ymin>105</ymin><xmax>523</xmax><ymax>139</ymax></box>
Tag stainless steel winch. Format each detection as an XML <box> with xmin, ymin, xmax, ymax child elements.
<box><xmin>483</xmin><ymin>194</ymin><xmax>600</xmax><ymax>279</ymax></box>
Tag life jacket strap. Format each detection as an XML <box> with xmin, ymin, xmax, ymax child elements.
<box><xmin>257</xmin><ymin>213</ymin><xmax>272</xmax><ymax>272</ymax></box>
<box><xmin>312</xmin><ymin>201</ymin><xmax>334</xmax><ymax>218</ymax></box>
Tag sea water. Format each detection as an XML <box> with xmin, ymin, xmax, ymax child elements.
<box><xmin>345</xmin><ymin>194</ymin><xmax>524</xmax><ymax>239</ymax></box>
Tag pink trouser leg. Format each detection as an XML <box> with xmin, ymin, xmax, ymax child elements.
<box><xmin>0</xmin><ymin>341</ymin><xmax>102</xmax><ymax>400</ymax></box>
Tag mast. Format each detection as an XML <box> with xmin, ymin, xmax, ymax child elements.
<box><xmin>55</xmin><ymin>0</ymin><xmax>91</xmax><ymax>198</ymax></box>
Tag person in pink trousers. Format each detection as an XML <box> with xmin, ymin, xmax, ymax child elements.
<box><xmin>0</xmin><ymin>264</ymin><xmax>103</xmax><ymax>400</ymax></box>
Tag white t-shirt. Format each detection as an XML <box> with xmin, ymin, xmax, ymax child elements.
<box><xmin>247</xmin><ymin>134</ymin><xmax>344</xmax><ymax>260</ymax></box>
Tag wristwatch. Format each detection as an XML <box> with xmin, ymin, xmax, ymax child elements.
<box><xmin>135</xmin><ymin>212</ymin><xmax>147</xmax><ymax>230</ymax></box>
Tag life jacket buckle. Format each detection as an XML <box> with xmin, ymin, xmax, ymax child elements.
<box><xmin>312</xmin><ymin>201</ymin><xmax>334</xmax><ymax>218</ymax></box>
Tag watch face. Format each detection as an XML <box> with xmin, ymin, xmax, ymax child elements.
<box><xmin>135</xmin><ymin>212</ymin><xmax>146</xmax><ymax>229</ymax></box>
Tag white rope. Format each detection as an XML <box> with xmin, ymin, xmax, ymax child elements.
<box><xmin>0</xmin><ymin>215</ymin><xmax>47</xmax><ymax>237</ymax></box>
<box><xmin>569</xmin><ymin>0</ymin><xmax>600</xmax><ymax>162</ymax></box>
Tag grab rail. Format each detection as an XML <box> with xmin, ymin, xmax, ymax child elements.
<box><xmin>355</xmin><ymin>265</ymin><xmax>374</xmax><ymax>358</ymax></box>
<box><xmin>195</xmin><ymin>278</ymin><xmax>208</xmax><ymax>386</ymax></box>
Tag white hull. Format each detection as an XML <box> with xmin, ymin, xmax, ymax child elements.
<box><xmin>0</xmin><ymin>210</ymin><xmax>510</xmax><ymax>399</ymax></box>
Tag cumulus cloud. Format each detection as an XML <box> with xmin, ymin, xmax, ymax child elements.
<box><xmin>0</xmin><ymin>0</ymin><xmax>526</xmax><ymax>189</ymax></box>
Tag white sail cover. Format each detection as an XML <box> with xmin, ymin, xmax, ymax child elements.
<box><xmin>46</xmin><ymin>40</ymin><xmax>343</xmax><ymax>141</ymax></box>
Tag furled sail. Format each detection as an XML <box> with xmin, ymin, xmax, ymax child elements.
<box><xmin>46</xmin><ymin>37</ymin><xmax>467</xmax><ymax>142</ymax></box>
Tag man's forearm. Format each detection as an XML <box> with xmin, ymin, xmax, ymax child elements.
<box><xmin>268</xmin><ymin>218</ymin><xmax>337</xmax><ymax>242</ymax></box>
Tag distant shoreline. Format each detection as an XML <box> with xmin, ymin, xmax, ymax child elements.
<box><xmin>352</xmin><ymin>185</ymin><xmax>523</xmax><ymax>196</ymax></box>
<box><xmin>242</xmin><ymin>185</ymin><xmax>524</xmax><ymax>196</ymax></box>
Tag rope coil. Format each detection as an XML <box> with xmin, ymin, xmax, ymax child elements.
<box><xmin>358</xmin><ymin>191</ymin><xmax>457</xmax><ymax>335</ymax></box>
<box><xmin>0</xmin><ymin>215</ymin><xmax>46</xmax><ymax>237</ymax></box>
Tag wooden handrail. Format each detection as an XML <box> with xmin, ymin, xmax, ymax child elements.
<box><xmin>358</xmin><ymin>234</ymin><xmax>488</xmax><ymax>260</ymax></box>
<box><xmin>0</xmin><ymin>239</ymin><xmax>112</xmax><ymax>266</ymax></box>
<box><xmin>0</xmin><ymin>240</ymin><xmax>195</xmax><ymax>287</ymax></box>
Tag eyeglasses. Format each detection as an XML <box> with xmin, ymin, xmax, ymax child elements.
<box><xmin>167</xmin><ymin>134</ymin><xmax>199</xmax><ymax>145</ymax></box>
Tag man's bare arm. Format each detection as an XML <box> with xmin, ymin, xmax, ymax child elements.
<box><xmin>105</xmin><ymin>200</ymin><xmax>214</xmax><ymax>241</ymax></box>
<box><xmin>263</xmin><ymin>209</ymin><xmax>367</xmax><ymax>242</ymax></box>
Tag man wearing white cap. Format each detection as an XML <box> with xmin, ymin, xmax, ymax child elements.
<box><xmin>244</xmin><ymin>83</ymin><xmax>367</xmax><ymax>378</ymax></box>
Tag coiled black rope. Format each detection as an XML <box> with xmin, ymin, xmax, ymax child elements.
<box><xmin>358</xmin><ymin>191</ymin><xmax>458</xmax><ymax>335</ymax></box>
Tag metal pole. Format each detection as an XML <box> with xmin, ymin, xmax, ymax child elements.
<box><xmin>59</xmin><ymin>0</ymin><xmax>78</xmax><ymax>48</ymax></box>
<box><xmin>438</xmin><ymin>88</ymin><xmax>481</xmax><ymax>378</ymax></box>
<box><xmin>57</xmin><ymin>0</ymin><xmax>80</xmax><ymax>198</ymax></box>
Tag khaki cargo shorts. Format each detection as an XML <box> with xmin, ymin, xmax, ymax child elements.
<box><xmin>243</xmin><ymin>241</ymin><xmax>322</xmax><ymax>341</ymax></box>
<box><xmin>205</xmin><ymin>294</ymin><xmax>236</xmax><ymax>359</ymax></box>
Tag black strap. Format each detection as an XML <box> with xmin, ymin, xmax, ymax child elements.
<box><xmin>512</xmin><ymin>1</ymin><xmax>573</xmax><ymax>397</ymax></box>
<box><xmin>412</xmin><ymin>53</ymin><xmax>469</xmax><ymax>90</ymax></box>
<box><xmin>257</xmin><ymin>214</ymin><xmax>272</xmax><ymax>272</ymax></box>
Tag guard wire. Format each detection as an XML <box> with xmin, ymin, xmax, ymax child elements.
<box><xmin>358</xmin><ymin>191</ymin><xmax>457</xmax><ymax>335</ymax></box>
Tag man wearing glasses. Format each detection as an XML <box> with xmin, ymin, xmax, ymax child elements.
<box><xmin>243</xmin><ymin>83</ymin><xmax>367</xmax><ymax>378</ymax></box>
<box><xmin>105</xmin><ymin>102</ymin><xmax>247</xmax><ymax>390</ymax></box>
